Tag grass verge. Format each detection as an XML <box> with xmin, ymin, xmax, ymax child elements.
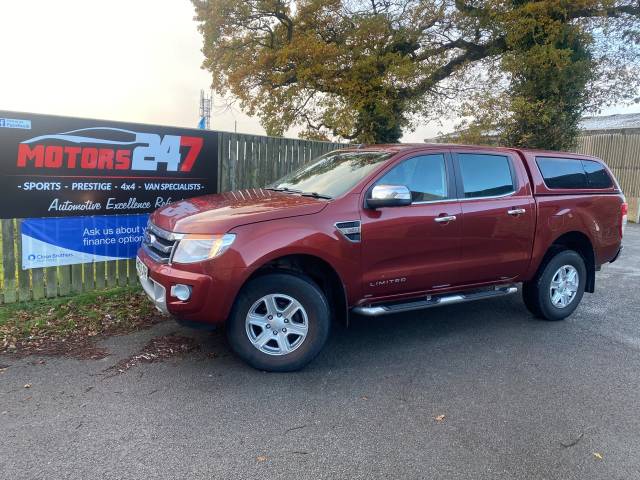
<box><xmin>0</xmin><ymin>287</ymin><xmax>165</xmax><ymax>359</ymax></box>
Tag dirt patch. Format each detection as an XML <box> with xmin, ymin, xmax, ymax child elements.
<box><xmin>1</xmin><ymin>287</ymin><xmax>166</xmax><ymax>359</ymax></box>
<box><xmin>14</xmin><ymin>337</ymin><xmax>111</xmax><ymax>360</ymax></box>
<box><xmin>104</xmin><ymin>333</ymin><xmax>200</xmax><ymax>375</ymax></box>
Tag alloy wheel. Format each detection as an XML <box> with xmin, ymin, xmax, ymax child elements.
<box><xmin>549</xmin><ymin>265</ymin><xmax>579</xmax><ymax>308</ymax></box>
<box><xmin>245</xmin><ymin>293</ymin><xmax>309</xmax><ymax>355</ymax></box>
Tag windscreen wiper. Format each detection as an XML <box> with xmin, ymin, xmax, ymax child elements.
<box><xmin>300</xmin><ymin>191</ymin><xmax>332</xmax><ymax>199</ymax></box>
<box><xmin>266</xmin><ymin>187</ymin><xmax>331</xmax><ymax>199</ymax></box>
<box><xmin>265</xmin><ymin>187</ymin><xmax>303</xmax><ymax>194</ymax></box>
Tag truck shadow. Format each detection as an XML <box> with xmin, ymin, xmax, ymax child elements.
<box><xmin>196</xmin><ymin>290</ymin><xmax>552</xmax><ymax>375</ymax></box>
<box><xmin>314</xmin><ymin>292</ymin><xmax>551</xmax><ymax>370</ymax></box>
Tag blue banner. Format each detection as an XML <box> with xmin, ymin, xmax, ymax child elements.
<box><xmin>21</xmin><ymin>214</ymin><xmax>148</xmax><ymax>269</ymax></box>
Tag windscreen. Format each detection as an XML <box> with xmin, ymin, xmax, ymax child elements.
<box><xmin>270</xmin><ymin>150</ymin><xmax>392</xmax><ymax>198</ymax></box>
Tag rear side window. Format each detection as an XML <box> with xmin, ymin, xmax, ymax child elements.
<box><xmin>582</xmin><ymin>159</ymin><xmax>613</xmax><ymax>188</ymax></box>
<box><xmin>536</xmin><ymin>157</ymin><xmax>586</xmax><ymax>188</ymax></box>
<box><xmin>377</xmin><ymin>154</ymin><xmax>448</xmax><ymax>202</ymax></box>
<box><xmin>457</xmin><ymin>153</ymin><xmax>515</xmax><ymax>198</ymax></box>
<box><xmin>536</xmin><ymin>157</ymin><xmax>612</xmax><ymax>189</ymax></box>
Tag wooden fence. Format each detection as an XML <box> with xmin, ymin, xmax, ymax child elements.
<box><xmin>576</xmin><ymin>130</ymin><xmax>640</xmax><ymax>222</ymax></box>
<box><xmin>0</xmin><ymin>132</ymin><xmax>344</xmax><ymax>304</ymax></box>
<box><xmin>217</xmin><ymin>132</ymin><xmax>343</xmax><ymax>191</ymax></box>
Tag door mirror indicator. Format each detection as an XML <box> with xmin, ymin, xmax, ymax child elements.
<box><xmin>366</xmin><ymin>184</ymin><xmax>412</xmax><ymax>209</ymax></box>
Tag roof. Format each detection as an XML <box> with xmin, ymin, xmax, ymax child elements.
<box><xmin>342</xmin><ymin>142</ymin><xmax>600</xmax><ymax>159</ymax></box>
<box><xmin>339</xmin><ymin>143</ymin><xmax>426</xmax><ymax>153</ymax></box>
<box><xmin>579</xmin><ymin>113</ymin><xmax>640</xmax><ymax>132</ymax></box>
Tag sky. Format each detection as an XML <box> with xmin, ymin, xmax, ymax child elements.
<box><xmin>0</xmin><ymin>0</ymin><xmax>638</xmax><ymax>143</ymax></box>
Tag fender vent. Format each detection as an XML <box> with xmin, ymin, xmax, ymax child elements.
<box><xmin>335</xmin><ymin>221</ymin><xmax>361</xmax><ymax>243</ymax></box>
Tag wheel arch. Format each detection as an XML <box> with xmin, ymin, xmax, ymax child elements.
<box><xmin>238</xmin><ymin>253</ymin><xmax>349</xmax><ymax>326</ymax></box>
<box><xmin>536</xmin><ymin>231</ymin><xmax>596</xmax><ymax>293</ymax></box>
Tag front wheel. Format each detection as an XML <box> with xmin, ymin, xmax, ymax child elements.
<box><xmin>226</xmin><ymin>272</ymin><xmax>330</xmax><ymax>372</ymax></box>
<box><xmin>522</xmin><ymin>249</ymin><xmax>587</xmax><ymax>321</ymax></box>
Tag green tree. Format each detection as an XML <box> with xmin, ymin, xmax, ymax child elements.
<box><xmin>454</xmin><ymin>1</ymin><xmax>640</xmax><ymax>150</ymax></box>
<box><xmin>192</xmin><ymin>0</ymin><xmax>640</xmax><ymax>147</ymax></box>
<box><xmin>503</xmin><ymin>9</ymin><xmax>595</xmax><ymax>150</ymax></box>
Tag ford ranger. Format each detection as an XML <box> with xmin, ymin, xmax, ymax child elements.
<box><xmin>136</xmin><ymin>144</ymin><xmax>626</xmax><ymax>371</ymax></box>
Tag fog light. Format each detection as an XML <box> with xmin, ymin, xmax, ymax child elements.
<box><xmin>171</xmin><ymin>284</ymin><xmax>191</xmax><ymax>301</ymax></box>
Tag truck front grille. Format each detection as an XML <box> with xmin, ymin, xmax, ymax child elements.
<box><xmin>141</xmin><ymin>222</ymin><xmax>182</xmax><ymax>263</ymax></box>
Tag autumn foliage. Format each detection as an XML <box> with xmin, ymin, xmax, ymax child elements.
<box><xmin>192</xmin><ymin>1</ymin><xmax>640</xmax><ymax>148</ymax></box>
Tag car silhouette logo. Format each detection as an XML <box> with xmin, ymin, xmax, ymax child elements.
<box><xmin>21</xmin><ymin>127</ymin><xmax>141</xmax><ymax>146</ymax></box>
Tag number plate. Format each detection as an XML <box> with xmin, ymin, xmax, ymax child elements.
<box><xmin>136</xmin><ymin>256</ymin><xmax>148</xmax><ymax>281</ymax></box>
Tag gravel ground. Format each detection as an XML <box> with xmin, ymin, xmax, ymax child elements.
<box><xmin>1</xmin><ymin>225</ymin><xmax>639</xmax><ymax>480</ymax></box>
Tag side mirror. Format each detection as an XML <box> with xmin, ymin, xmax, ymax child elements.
<box><xmin>366</xmin><ymin>184</ymin><xmax>412</xmax><ymax>209</ymax></box>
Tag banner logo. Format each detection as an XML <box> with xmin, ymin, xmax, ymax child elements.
<box><xmin>17</xmin><ymin>127</ymin><xmax>203</xmax><ymax>172</ymax></box>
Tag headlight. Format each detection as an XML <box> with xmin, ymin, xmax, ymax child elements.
<box><xmin>172</xmin><ymin>233</ymin><xmax>236</xmax><ymax>264</ymax></box>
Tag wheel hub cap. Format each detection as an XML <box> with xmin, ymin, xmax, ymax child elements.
<box><xmin>245</xmin><ymin>293</ymin><xmax>309</xmax><ymax>356</ymax></box>
<box><xmin>549</xmin><ymin>265</ymin><xmax>579</xmax><ymax>308</ymax></box>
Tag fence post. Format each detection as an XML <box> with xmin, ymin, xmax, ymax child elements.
<box><xmin>45</xmin><ymin>267</ymin><xmax>57</xmax><ymax>298</ymax></box>
<box><xmin>1</xmin><ymin>219</ymin><xmax>17</xmax><ymax>303</ymax></box>
<box><xmin>16</xmin><ymin>219</ymin><xmax>31</xmax><ymax>302</ymax></box>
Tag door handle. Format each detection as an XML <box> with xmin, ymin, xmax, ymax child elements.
<box><xmin>434</xmin><ymin>215</ymin><xmax>457</xmax><ymax>223</ymax></box>
<box><xmin>507</xmin><ymin>208</ymin><xmax>526</xmax><ymax>216</ymax></box>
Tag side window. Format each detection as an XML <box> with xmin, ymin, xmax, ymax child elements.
<box><xmin>537</xmin><ymin>157</ymin><xmax>613</xmax><ymax>189</ymax></box>
<box><xmin>457</xmin><ymin>153</ymin><xmax>515</xmax><ymax>198</ymax></box>
<box><xmin>582</xmin><ymin>159</ymin><xmax>613</xmax><ymax>188</ymax></box>
<box><xmin>536</xmin><ymin>157</ymin><xmax>587</xmax><ymax>189</ymax></box>
<box><xmin>377</xmin><ymin>154</ymin><xmax>448</xmax><ymax>202</ymax></box>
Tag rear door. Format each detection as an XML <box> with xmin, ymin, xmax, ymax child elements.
<box><xmin>360</xmin><ymin>151</ymin><xmax>462</xmax><ymax>297</ymax></box>
<box><xmin>452</xmin><ymin>150</ymin><xmax>535</xmax><ymax>285</ymax></box>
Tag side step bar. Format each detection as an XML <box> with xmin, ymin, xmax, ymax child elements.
<box><xmin>352</xmin><ymin>285</ymin><xmax>518</xmax><ymax>317</ymax></box>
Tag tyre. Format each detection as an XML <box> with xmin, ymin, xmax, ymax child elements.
<box><xmin>522</xmin><ymin>249</ymin><xmax>587</xmax><ymax>321</ymax></box>
<box><xmin>226</xmin><ymin>272</ymin><xmax>331</xmax><ymax>372</ymax></box>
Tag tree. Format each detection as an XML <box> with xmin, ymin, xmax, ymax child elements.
<box><xmin>192</xmin><ymin>0</ymin><xmax>640</xmax><ymax>147</ymax></box>
<box><xmin>453</xmin><ymin>1</ymin><xmax>640</xmax><ymax>150</ymax></box>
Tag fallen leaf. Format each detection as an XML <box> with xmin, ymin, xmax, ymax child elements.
<box><xmin>593</xmin><ymin>452</ymin><xmax>603</xmax><ymax>460</ymax></box>
<box><xmin>23</xmin><ymin>383</ymin><xmax>32</xmax><ymax>389</ymax></box>
<box><xmin>361</xmin><ymin>396</ymin><xmax>368</xmax><ymax>400</ymax></box>
<box><xmin>256</xmin><ymin>456</ymin><xmax>267</xmax><ymax>462</ymax></box>
<box><xmin>434</xmin><ymin>414</ymin><xmax>446</xmax><ymax>422</ymax></box>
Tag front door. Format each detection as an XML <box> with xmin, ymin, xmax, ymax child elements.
<box><xmin>452</xmin><ymin>150</ymin><xmax>535</xmax><ymax>285</ymax></box>
<box><xmin>360</xmin><ymin>152</ymin><xmax>462</xmax><ymax>298</ymax></box>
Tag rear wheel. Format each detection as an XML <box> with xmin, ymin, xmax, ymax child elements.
<box><xmin>227</xmin><ymin>272</ymin><xmax>330</xmax><ymax>371</ymax></box>
<box><xmin>522</xmin><ymin>249</ymin><xmax>586</xmax><ymax>321</ymax></box>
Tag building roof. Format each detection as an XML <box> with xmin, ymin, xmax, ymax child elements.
<box><xmin>579</xmin><ymin>113</ymin><xmax>640</xmax><ymax>132</ymax></box>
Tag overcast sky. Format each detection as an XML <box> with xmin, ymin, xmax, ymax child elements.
<box><xmin>0</xmin><ymin>0</ymin><xmax>637</xmax><ymax>143</ymax></box>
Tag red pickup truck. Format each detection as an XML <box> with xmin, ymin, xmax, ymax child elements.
<box><xmin>136</xmin><ymin>144</ymin><xmax>627</xmax><ymax>371</ymax></box>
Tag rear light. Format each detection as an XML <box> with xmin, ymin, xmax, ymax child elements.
<box><xmin>621</xmin><ymin>201</ymin><xmax>628</xmax><ymax>238</ymax></box>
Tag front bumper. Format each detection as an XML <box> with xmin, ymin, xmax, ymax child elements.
<box><xmin>136</xmin><ymin>248</ymin><xmax>239</xmax><ymax>325</ymax></box>
<box><xmin>138</xmin><ymin>263</ymin><xmax>169</xmax><ymax>315</ymax></box>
